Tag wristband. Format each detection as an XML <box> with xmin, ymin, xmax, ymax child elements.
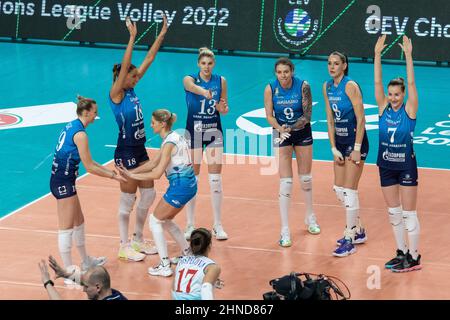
<box><xmin>354</xmin><ymin>143</ymin><xmax>361</xmax><ymax>152</ymax></box>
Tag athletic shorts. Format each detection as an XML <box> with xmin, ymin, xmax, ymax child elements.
<box><xmin>114</xmin><ymin>144</ymin><xmax>149</xmax><ymax>169</ymax></box>
<box><xmin>273</xmin><ymin>123</ymin><xmax>313</xmax><ymax>148</ymax></box>
<box><xmin>378</xmin><ymin>166</ymin><xmax>418</xmax><ymax>187</ymax></box>
<box><xmin>163</xmin><ymin>175</ymin><xmax>198</xmax><ymax>208</ymax></box>
<box><xmin>185</xmin><ymin>128</ymin><xmax>224</xmax><ymax>150</ymax></box>
<box><xmin>50</xmin><ymin>175</ymin><xmax>77</xmax><ymax>199</ymax></box>
<box><xmin>335</xmin><ymin>134</ymin><xmax>369</xmax><ymax>161</ymax></box>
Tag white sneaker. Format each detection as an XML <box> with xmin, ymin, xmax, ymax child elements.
<box><xmin>170</xmin><ymin>256</ymin><xmax>181</xmax><ymax>265</ymax></box>
<box><xmin>130</xmin><ymin>238</ymin><xmax>158</xmax><ymax>255</ymax></box>
<box><xmin>148</xmin><ymin>261</ymin><xmax>173</xmax><ymax>277</ymax></box>
<box><xmin>304</xmin><ymin>213</ymin><xmax>321</xmax><ymax>235</ymax></box>
<box><xmin>81</xmin><ymin>256</ymin><xmax>107</xmax><ymax>272</ymax></box>
<box><xmin>184</xmin><ymin>224</ymin><xmax>195</xmax><ymax>240</ymax></box>
<box><xmin>279</xmin><ymin>233</ymin><xmax>292</xmax><ymax>247</ymax></box>
<box><xmin>118</xmin><ymin>244</ymin><xmax>146</xmax><ymax>262</ymax></box>
<box><xmin>213</xmin><ymin>225</ymin><xmax>228</xmax><ymax>240</ymax></box>
<box><xmin>170</xmin><ymin>248</ymin><xmax>192</xmax><ymax>265</ymax></box>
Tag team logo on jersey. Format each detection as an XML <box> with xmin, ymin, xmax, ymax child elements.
<box><xmin>0</xmin><ymin>112</ymin><xmax>23</xmax><ymax>127</ymax></box>
<box><xmin>273</xmin><ymin>0</ymin><xmax>323</xmax><ymax>52</ymax></box>
<box><xmin>274</xmin><ymin>88</ymin><xmax>279</xmax><ymax>96</ymax></box>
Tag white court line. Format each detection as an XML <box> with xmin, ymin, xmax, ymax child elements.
<box><xmin>0</xmin><ymin>280</ymin><xmax>159</xmax><ymax>297</ymax></box>
<box><xmin>104</xmin><ymin>144</ymin><xmax>450</xmax><ymax>171</ymax></box>
<box><xmin>33</xmin><ymin>152</ymin><xmax>53</xmax><ymax>170</ymax></box>
<box><xmin>0</xmin><ymin>159</ymin><xmax>114</xmax><ymax>222</ymax></box>
<box><xmin>1</xmin><ymin>226</ymin><xmax>450</xmax><ymax>268</ymax></box>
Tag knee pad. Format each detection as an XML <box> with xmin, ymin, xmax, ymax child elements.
<box><xmin>333</xmin><ymin>185</ymin><xmax>345</xmax><ymax>205</ymax></box>
<box><xmin>119</xmin><ymin>192</ymin><xmax>136</xmax><ymax>217</ymax></box>
<box><xmin>343</xmin><ymin>188</ymin><xmax>359</xmax><ymax>210</ymax></box>
<box><xmin>388</xmin><ymin>207</ymin><xmax>403</xmax><ymax>226</ymax></box>
<box><xmin>208</xmin><ymin>174</ymin><xmax>222</xmax><ymax>194</ymax></box>
<box><xmin>137</xmin><ymin>187</ymin><xmax>156</xmax><ymax>210</ymax></box>
<box><xmin>299</xmin><ymin>174</ymin><xmax>312</xmax><ymax>191</ymax></box>
<box><xmin>279</xmin><ymin>178</ymin><xmax>293</xmax><ymax>198</ymax></box>
<box><xmin>403</xmin><ymin>211</ymin><xmax>420</xmax><ymax>235</ymax></box>
<box><xmin>149</xmin><ymin>214</ymin><xmax>164</xmax><ymax>229</ymax></box>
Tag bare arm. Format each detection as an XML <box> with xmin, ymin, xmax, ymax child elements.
<box><xmin>110</xmin><ymin>19</ymin><xmax>137</xmax><ymax>103</ymax></box>
<box><xmin>264</xmin><ymin>84</ymin><xmax>289</xmax><ymax>132</ymax></box>
<box><xmin>39</xmin><ymin>260</ymin><xmax>63</xmax><ymax>300</ymax></box>
<box><xmin>374</xmin><ymin>34</ymin><xmax>388</xmax><ymax>114</ymax></box>
<box><xmin>292</xmin><ymin>81</ymin><xmax>312</xmax><ymax>130</ymax></box>
<box><xmin>74</xmin><ymin>132</ymin><xmax>124</xmax><ymax>182</ymax></box>
<box><xmin>137</xmin><ymin>15</ymin><xmax>168</xmax><ymax>79</ymax></box>
<box><xmin>183</xmin><ymin>76</ymin><xmax>211</xmax><ymax>99</ymax></box>
<box><xmin>201</xmin><ymin>264</ymin><xmax>221</xmax><ymax>300</ymax></box>
<box><xmin>400</xmin><ymin>35</ymin><xmax>418</xmax><ymax>118</ymax></box>
<box><xmin>323</xmin><ymin>82</ymin><xmax>344</xmax><ymax>164</ymax></box>
<box><xmin>216</xmin><ymin>76</ymin><xmax>229</xmax><ymax>114</ymax></box>
<box><xmin>346</xmin><ymin>81</ymin><xmax>366</xmax><ymax>163</ymax></box>
<box><xmin>120</xmin><ymin>143</ymin><xmax>173</xmax><ymax>181</ymax></box>
<box><xmin>131</xmin><ymin>150</ymin><xmax>162</xmax><ymax>174</ymax></box>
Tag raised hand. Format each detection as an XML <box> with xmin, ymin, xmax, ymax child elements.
<box><xmin>399</xmin><ymin>35</ymin><xmax>412</xmax><ymax>56</ymax></box>
<box><xmin>126</xmin><ymin>17</ymin><xmax>137</xmax><ymax>38</ymax></box>
<box><xmin>160</xmin><ymin>14</ymin><xmax>168</xmax><ymax>35</ymax></box>
<box><xmin>203</xmin><ymin>89</ymin><xmax>213</xmax><ymax>100</ymax></box>
<box><xmin>374</xmin><ymin>34</ymin><xmax>387</xmax><ymax>55</ymax></box>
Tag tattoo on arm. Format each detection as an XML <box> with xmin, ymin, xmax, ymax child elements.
<box><xmin>293</xmin><ymin>82</ymin><xmax>312</xmax><ymax>129</ymax></box>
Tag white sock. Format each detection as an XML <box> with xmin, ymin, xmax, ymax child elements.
<box><xmin>134</xmin><ymin>188</ymin><xmax>156</xmax><ymax>240</ymax></box>
<box><xmin>186</xmin><ymin>175</ymin><xmax>198</xmax><ymax>226</ymax></box>
<box><xmin>403</xmin><ymin>210</ymin><xmax>420</xmax><ymax>259</ymax></box>
<box><xmin>118</xmin><ymin>192</ymin><xmax>136</xmax><ymax>245</ymax></box>
<box><xmin>279</xmin><ymin>178</ymin><xmax>293</xmax><ymax>235</ymax></box>
<box><xmin>343</xmin><ymin>188</ymin><xmax>359</xmax><ymax>233</ymax></box>
<box><xmin>388</xmin><ymin>207</ymin><xmax>407</xmax><ymax>254</ymax></box>
<box><xmin>149</xmin><ymin>214</ymin><xmax>169</xmax><ymax>265</ymax></box>
<box><xmin>299</xmin><ymin>174</ymin><xmax>313</xmax><ymax>220</ymax></box>
<box><xmin>164</xmin><ymin>220</ymin><xmax>190</xmax><ymax>254</ymax></box>
<box><xmin>72</xmin><ymin>224</ymin><xmax>88</xmax><ymax>263</ymax></box>
<box><xmin>186</xmin><ymin>195</ymin><xmax>197</xmax><ymax>226</ymax></box>
<box><xmin>209</xmin><ymin>174</ymin><xmax>223</xmax><ymax>226</ymax></box>
<box><xmin>58</xmin><ymin>229</ymin><xmax>73</xmax><ymax>269</ymax></box>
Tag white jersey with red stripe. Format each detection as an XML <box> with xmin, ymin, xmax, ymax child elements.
<box><xmin>171</xmin><ymin>255</ymin><xmax>215</xmax><ymax>300</ymax></box>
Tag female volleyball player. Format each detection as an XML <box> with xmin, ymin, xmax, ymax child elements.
<box><xmin>172</xmin><ymin>228</ymin><xmax>222</xmax><ymax>300</ymax></box>
<box><xmin>182</xmin><ymin>47</ymin><xmax>229</xmax><ymax>241</ymax></box>
<box><xmin>374</xmin><ymin>35</ymin><xmax>421</xmax><ymax>272</ymax></box>
<box><xmin>50</xmin><ymin>96</ymin><xmax>124</xmax><ymax>281</ymax></box>
<box><xmin>109</xmin><ymin>16</ymin><xmax>167</xmax><ymax>261</ymax></box>
<box><xmin>323</xmin><ymin>52</ymin><xmax>369</xmax><ymax>257</ymax></box>
<box><xmin>264</xmin><ymin>57</ymin><xmax>320</xmax><ymax>247</ymax></box>
<box><xmin>117</xmin><ymin>109</ymin><xmax>197</xmax><ymax>277</ymax></box>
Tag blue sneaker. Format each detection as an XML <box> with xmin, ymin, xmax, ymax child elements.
<box><xmin>336</xmin><ymin>227</ymin><xmax>367</xmax><ymax>246</ymax></box>
<box><xmin>333</xmin><ymin>239</ymin><xmax>356</xmax><ymax>257</ymax></box>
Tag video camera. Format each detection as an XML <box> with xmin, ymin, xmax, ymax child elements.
<box><xmin>263</xmin><ymin>272</ymin><xmax>350</xmax><ymax>300</ymax></box>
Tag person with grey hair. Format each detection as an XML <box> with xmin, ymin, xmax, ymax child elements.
<box><xmin>39</xmin><ymin>256</ymin><xmax>127</xmax><ymax>300</ymax></box>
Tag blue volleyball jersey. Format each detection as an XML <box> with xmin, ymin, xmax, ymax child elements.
<box><xmin>377</xmin><ymin>103</ymin><xmax>416</xmax><ymax>170</ymax></box>
<box><xmin>51</xmin><ymin>119</ymin><xmax>85</xmax><ymax>178</ymax></box>
<box><xmin>109</xmin><ymin>88</ymin><xmax>146</xmax><ymax>147</ymax></box>
<box><xmin>185</xmin><ymin>73</ymin><xmax>223</xmax><ymax>133</ymax></box>
<box><xmin>271</xmin><ymin>77</ymin><xmax>304</xmax><ymax>128</ymax></box>
<box><xmin>326</xmin><ymin>76</ymin><xmax>361</xmax><ymax>144</ymax></box>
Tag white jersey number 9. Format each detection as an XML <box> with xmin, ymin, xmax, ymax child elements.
<box><xmin>56</xmin><ymin>131</ymin><xmax>67</xmax><ymax>152</ymax></box>
<box><xmin>284</xmin><ymin>107</ymin><xmax>294</xmax><ymax>120</ymax></box>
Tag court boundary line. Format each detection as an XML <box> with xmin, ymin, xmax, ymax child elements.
<box><xmin>0</xmin><ymin>159</ymin><xmax>114</xmax><ymax>222</ymax></box>
<box><xmin>1</xmin><ymin>226</ymin><xmax>450</xmax><ymax>269</ymax></box>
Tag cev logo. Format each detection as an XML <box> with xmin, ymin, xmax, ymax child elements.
<box><xmin>236</xmin><ymin>103</ymin><xmax>379</xmax><ymax>139</ymax></box>
<box><xmin>0</xmin><ymin>113</ymin><xmax>23</xmax><ymax>127</ymax></box>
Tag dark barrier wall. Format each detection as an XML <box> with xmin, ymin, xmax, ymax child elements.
<box><xmin>1</xmin><ymin>0</ymin><xmax>449</xmax><ymax>61</ymax></box>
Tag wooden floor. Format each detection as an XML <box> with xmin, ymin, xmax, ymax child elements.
<box><xmin>1</xmin><ymin>152</ymin><xmax>449</xmax><ymax>300</ymax></box>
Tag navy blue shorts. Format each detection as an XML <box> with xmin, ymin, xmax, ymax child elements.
<box><xmin>163</xmin><ymin>175</ymin><xmax>198</xmax><ymax>208</ymax></box>
<box><xmin>50</xmin><ymin>175</ymin><xmax>77</xmax><ymax>199</ymax></box>
<box><xmin>335</xmin><ymin>134</ymin><xmax>369</xmax><ymax>161</ymax></box>
<box><xmin>185</xmin><ymin>128</ymin><xmax>224</xmax><ymax>150</ymax></box>
<box><xmin>378</xmin><ymin>166</ymin><xmax>418</xmax><ymax>187</ymax></box>
<box><xmin>114</xmin><ymin>144</ymin><xmax>149</xmax><ymax>169</ymax></box>
<box><xmin>273</xmin><ymin>123</ymin><xmax>313</xmax><ymax>148</ymax></box>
